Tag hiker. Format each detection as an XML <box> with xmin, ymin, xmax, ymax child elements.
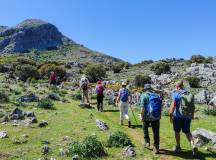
<box><xmin>126</xmin><ymin>79</ymin><xmax>132</xmax><ymax>90</ymax></box>
<box><xmin>49</xmin><ymin>71</ymin><xmax>57</xmax><ymax>86</ymax></box>
<box><xmin>169</xmin><ymin>80</ymin><xmax>197</xmax><ymax>156</ymax></box>
<box><xmin>79</xmin><ymin>75</ymin><xmax>90</xmax><ymax>103</ymax></box>
<box><xmin>96</xmin><ymin>80</ymin><xmax>104</xmax><ymax>112</ymax></box>
<box><xmin>116</xmin><ymin>82</ymin><xmax>131</xmax><ymax>128</ymax></box>
<box><xmin>140</xmin><ymin>83</ymin><xmax>162</xmax><ymax>154</ymax></box>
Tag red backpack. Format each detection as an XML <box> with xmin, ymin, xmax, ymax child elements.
<box><xmin>50</xmin><ymin>73</ymin><xmax>57</xmax><ymax>81</ymax></box>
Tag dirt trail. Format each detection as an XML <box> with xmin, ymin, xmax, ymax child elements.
<box><xmin>103</xmin><ymin>110</ymin><xmax>174</xmax><ymax>160</ymax></box>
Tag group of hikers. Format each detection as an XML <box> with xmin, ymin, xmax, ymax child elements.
<box><xmin>51</xmin><ymin>72</ymin><xmax>198</xmax><ymax>157</ymax></box>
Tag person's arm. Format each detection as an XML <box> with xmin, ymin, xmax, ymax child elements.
<box><xmin>116</xmin><ymin>90</ymin><xmax>121</xmax><ymax>104</ymax></box>
<box><xmin>169</xmin><ymin>101</ymin><xmax>176</xmax><ymax>123</ymax></box>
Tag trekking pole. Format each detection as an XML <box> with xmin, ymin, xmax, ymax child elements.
<box><xmin>129</xmin><ymin>104</ymin><xmax>138</xmax><ymax>125</ymax></box>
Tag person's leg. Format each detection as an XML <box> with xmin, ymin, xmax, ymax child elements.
<box><xmin>85</xmin><ymin>90</ymin><xmax>89</xmax><ymax>103</ymax></box>
<box><xmin>143</xmin><ymin>121</ymin><xmax>150</xmax><ymax>146</ymax></box>
<box><xmin>151</xmin><ymin>120</ymin><xmax>160</xmax><ymax>150</ymax></box>
<box><xmin>101</xmin><ymin>96</ymin><xmax>104</xmax><ymax>112</ymax></box>
<box><xmin>82</xmin><ymin>90</ymin><xmax>85</xmax><ymax>103</ymax></box>
<box><xmin>173</xmin><ymin>117</ymin><xmax>182</xmax><ymax>153</ymax></box>
<box><xmin>183</xmin><ymin>118</ymin><xmax>198</xmax><ymax>156</ymax></box>
<box><xmin>124</xmin><ymin>103</ymin><xmax>131</xmax><ymax>127</ymax></box>
<box><xmin>96</xmin><ymin>96</ymin><xmax>100</xmax><ymax>111</ymax></box>
<box><xmin>119</xmin><ymin>102</ymin><xmax>124</xmax><ymax>125</ymax></box>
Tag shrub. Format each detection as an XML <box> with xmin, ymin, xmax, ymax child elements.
<box><xmin>38</xmin><ymin>98</ymin><xmax>54</xmax><ymax>109</ymax></box>
<box><xmin>150</xmin><ymin>62</ymin><xmax>170</xmax><ymax>75</ymax></box>
<box><xmin>15</xmin><ymin>64</ymin><xmax>40</xmax><ymax>81</ymax></box>
<box><xmin>134</xmin><ymin>75</ymin><xmax>151</xmax><ymax>88</ymax></box>
<box><xmin>0</xmin><ymin>91</ymin><xmax>9</xmax><ymax>102</ymax></box>
<box><xmin>112</xmin><ymin>62</ymin><xmax>124</xmax><ymax>73</ymax></box>
<box><xmin>185</xmin><ymin>76</ymin><xmax>200</xmax><ymax>88</ymax></box>
<box><xmin>38</xmin><ymin>63</ymin><xmax>66</xmax><ymax>80</ymax></box>
<box><xmin>107</xmin><ymin>131</ymin><xmax>133</xmax><ymax>147</ymax></box>
<box><xmin>16</xmin><ymin>57</ymin><xmax>37</xmax><ymax>66</ymax></box>
<box><xmin>162</xmin><ymin>108</ymin><xmax>169</xmax><ymax>116</ymax></box>
<box><xmin>67</xmin><ymin>136</ymin><xmax>106</xmax><ymax>158</ymax></box>
<box><xmin>204</xmin><ymin>56</ymin><xmax>214</xmax><ymax>64</ymax></box>
<box><xmin>85</xmin><ymin>64</ymin><xmax>107</xmax><ymax>82</ymax></box>
<box><xmin>71</xmin><ymin>91</ymin><xmax>82</xmax><ymax>100</ymax></box>
<box><xmin>203</xmin><ymin>108</ymin><xmax>216</xmax><ymax>116</ymax></box>
<box><xmin>189</xmin><ymin>55</ymin><xmax>213</xmax><ymax>64</ymax></box>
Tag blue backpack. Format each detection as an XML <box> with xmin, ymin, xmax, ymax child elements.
<box><xmin>147</xmin><ymin>92</ymin><xmax>162</xmax><ymax>121</ymax></box>
<box><xmin>120</xmin><ymin>88</ymin><xmax>129</xmax><ymax>102</ymax></box>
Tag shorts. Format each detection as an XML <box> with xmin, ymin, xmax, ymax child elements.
<box><xmin>50</xmin><ymin>80</ymin><xmax>56</xmax><ymax>85</ymax></box>
<box><xmin>173</xmin><ymin>117</ymin><xmax>191</xmax><ymax>134</ymax></box>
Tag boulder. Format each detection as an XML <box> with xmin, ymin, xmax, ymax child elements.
<box><xmin>41</xmin><ymin>145</ymin><xmax>49</xmax><ymax>155</ymax></box>
<box><xmin>192</xmin><ymin>128</ymin><xmax>216</xmax><ymax>147</ymax></box>
<box><xmin>208</xmin><ymin>96</ymin><xmax>216</xmax><ymax>107</ymax></box>
<box><xmin>72</xmin><ymin>155</ymin><xmax>79</xmax><ymax>160</ymax></box>
<box><xmin>10</xmin><ymin>108</ymin><xmax>24</xmax><ymax>120</ymax></box>
<box><xmin>38</xmin><ymin>121</ymin><xmax>48</xmax><ymax>128</ymax></box>
<box><xmin>122</xmin><ymin>146</ymin><xmax>136</xmax><ymax>158</ymax></box>
<box><xmin>0</xmin><ymin>131</ymin><xmax>8</xmax><ymax>139</ymax></box>
<box><xmin>18</xmin><ymin>93</ymin><xmax>39</xmax><ymax>102</ymax></box>
<box><xmin>25</xmin><ymin>117</ymin><xmax>38</xmax><ymax>125</ymax></box>
<box><xmin>96</xmin><ymin>119</ymin><xmax>109</xmax><ymax>131</ymax></box>
<box><xmin>78</xmin><ymin>103</ymin><xmax>93</xmax><ymax>109</ymax></box>
<box><xmin>46</xmin><ymin>93</ymin><xmax>61</xmax><ymax>101</ymax></box>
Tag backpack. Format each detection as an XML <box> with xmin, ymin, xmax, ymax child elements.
<box><xmin>120</xmin><ymin>88</ymin><xmax>129</xmax><ymax>102</ymax></box>
<box><xmin>146</xmin><ymin>92</ymin><xmax>162</xmax><ymax>121</ymax></box>
<box><xmin>178</xmin><ymin>90</ymin><xmax>195</xmax><ymax>116</ymax></box>
<box><xmin>50</xmin><ymin>73</ymin><xmax>57</xmax><ymax>81</ymax></box>
<box><xmin>81</xmin><ymin>79</ymin><xmax>88</xmax><ymax>90</ymax></box>
<box><xmin>96</xmin><ymin>84</ymin><xmax>104</xmax><ymax>96</ymax></box>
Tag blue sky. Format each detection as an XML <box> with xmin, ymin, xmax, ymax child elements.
<box><xmin>1</xmin><ymin>0</ymin><xmax>216</xmax><ymax>63</ymax></box>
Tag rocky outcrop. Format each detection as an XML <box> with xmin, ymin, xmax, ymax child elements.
<box><xmin>0</xmin><ymin>19</ymin><xmax>71</xmax><ymax>54</ymax></box>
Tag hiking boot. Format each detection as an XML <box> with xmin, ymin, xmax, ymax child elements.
<box><xmin>153</xmin><ymin>146</ymin><xmax>160</xmax><ymax>154</ymax></box>
<box><xmin>144</xmin><ymin>142</ymin><xmax>150</xmax><ymax>148</ymax></box>
<box><xmin>128</xmin><ymin>121</ymin><xmax>131</xmax><ymax>128</ymax></box>
<box><xmin>173</xmin><ymin>145</ymin><xmax>182</xmax><ymax>154</ymax></box>
<box><xmin>192</xmin><ymin>146</ymin><xmax>198</xmax><ymax>157</ymax></box>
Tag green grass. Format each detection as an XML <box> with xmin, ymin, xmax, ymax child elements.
<box><xmin>0</xmin><ymin>98</ymin><xmax>216</xmax><ymax>160</ymax></box>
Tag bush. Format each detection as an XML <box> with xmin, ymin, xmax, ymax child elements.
<box><xmin>38</xmin><ymin>98</ymin><xmax>54</xmax><ymax>109</ymax></box>
<box><xmin>189</xmin><ymin>55</ymin><xmax>213</xmax><ymax>64</ymax></box>
<box><xmin>107</xmin><ymin>131</ymin><xmax>133</xmax><ymax>147</ymax></box>
<box><xmin>15</xmin><ymin>64</ymin><xmax>40</xmax><ymax>81</ymax></box>
<box><xmin>71</xmin><ymin>91</ymin><xmax>82</xmax><ymax>100</ymax></box>
<box><xmin>0</xmin><ymin>91</ymin><xmax>9</xmax><ymax>102</ymax></box>
<box><xmin>85</xmin><ymin>64</ymin><xmax>107</xmax><ymax>82</ymax></box>
<box><xmin>67</xmin><ymin>136</ymin><xmax>106</xmax><ymax>158</ymax></box>
<box><xmin>134</xmin><ymin>75</ymin><xmax>151</xmax><ymax>88</ymax></box>
<box><xmin>112</xmin><ymin>63</ymin><xmax>124</xmax><ymax>73</ymax></box>
<box><xmin>38</xmin><ymin>63</ymin><xmax>66</xmax><ymax>80</ymax></box>
<box><xmin>162</xmin><ymin>108</ymin><xmax>169</xmax><ymax>116</ymax></box>
<box><xmin>150</xmin><ymin>62</ymin><xmax>170</xmax><ymax>75</ymax></box>
<box><xmin>203</xmin><ymin>108</ymin><xmax>216</xmax><ymax>116</ymax></box>
<box><xmin>185</xmin><ymin>76</ymin><xmax>200</xmax><ymax>88</ymax></box>
<box><xmin>16</xmin><ymin>57</ymin><xmax>37</xmax><ymax>66</ymax></box>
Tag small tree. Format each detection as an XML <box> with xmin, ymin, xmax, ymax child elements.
<box><xmin>150</xmin><ymin>62</ymin><xmax>170</xmax><ymax>75</ymax></box>
<box><xmin>15</xmin><ymin>64</ymin><xmax>40</xmax><ymax>81</ymax></box>
<box><xmin>112</xmin><ymin>63</ymin><xmax>124</xmax><ymax>73</ymax></box>
<box><xmin>85</xmin><ymin>64</ymin><xmax>107</xmax><ymax>82</ymax></box>
<box><xmin>134</xmin><ymin>75</ymin><xmax>151</xmax><ymax>88</ymax></box>
<box><xmin>185</xmin><ymin>76</ymin><xmax>200</xmax><ymax>88</ymax></box>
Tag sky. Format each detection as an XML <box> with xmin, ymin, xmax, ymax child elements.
<box><xmin>0</xmin><ymin>0</ymin><xmax>216</xmax><ymax>63</ymax></box>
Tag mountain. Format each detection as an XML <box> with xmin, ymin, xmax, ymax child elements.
<box><xmin>0</xmin><ymin>19</ymin><xmax>123</xmax><ymax>65</ymax></box>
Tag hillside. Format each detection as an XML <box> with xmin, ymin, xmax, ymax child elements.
<box><xmin>0</xmin><ymin>19</ymin><xmax>124</xmax><ymax>65</ymax></box>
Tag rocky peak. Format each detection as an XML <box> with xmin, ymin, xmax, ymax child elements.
<box><xmin>0</xmin><ymin>19</ymin><xmax>72</xmax><ymax>54</ymax></box>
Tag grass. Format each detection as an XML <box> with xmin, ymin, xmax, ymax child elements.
<box><xmin>0</xmin><ymin>81</ymin><xmax>215</xmax><ymax>160</ymax></box>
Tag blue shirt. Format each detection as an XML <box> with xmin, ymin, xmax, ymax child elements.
<box><xmin>172</xmin><ymin>89</ymin><xmax>192</xmax><ymax>119</ymax></box>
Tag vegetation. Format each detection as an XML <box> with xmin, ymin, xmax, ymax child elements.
<box><xmin>15</xmin><ymin>64</ymin><xmax>40</xmax><ymax>81</ymax></box>
<box><xmin>189</xmin><ymin>55</ymin><xmax>213</xmax><ymax>64</ymax></box>
<box><xmin>204</xmin><ymin>107</ymin><xmax>216</xmax><ymax>116</ymax></box>
<box><xmin>185</xmin><ymin>76</ymin><xmax>200</xmax><ymax>88</ymax></box>
<box><xmin>85</xmin><ymin>64</ymin><xmax>107</xmax><ymax>82</ymax></box>
<box><xmin>150</xmin><ymin>62</ymin><xmax>170</xmax><ymax>75</ymax></box>
<box><xmin>107</xmin><ymin>131</ymin><xmax>133</xmax><ymax>147</ymax></box>
<box><xmin>67</xmin><ymin>136</ymin><xmax>106</xmax><ymax>158</ymax></box>
<box><xmin>134</xmin><ymin>75</ymin><xmax>151</xmax><ymax>88</ymax></box>
<box><xmin>112</xmin><ymin>62</ymin><xmax>124</xmax><ymax>73</ymax></box>
<box><xmin>37</xmin><ymin>98</ymin><xmax>54</xmax><ymax>109</ymax></box>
